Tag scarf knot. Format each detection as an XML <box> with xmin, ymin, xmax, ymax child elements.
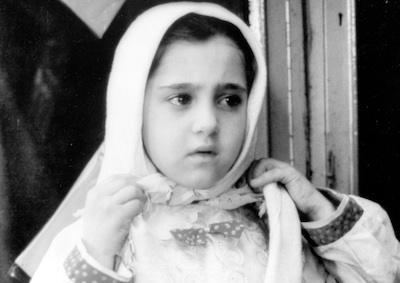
<box><xmin>137</xmin><ymin>173</ymin><xmax>264</xmax><ymax>211</ymax></box>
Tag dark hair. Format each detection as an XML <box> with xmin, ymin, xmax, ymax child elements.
<box><xmin>149</xmin><ymin>13</ymin><xmax>256</xmax><ymax>90</ymax></box>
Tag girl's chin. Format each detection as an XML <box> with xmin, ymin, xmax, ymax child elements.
<box><xmin>160</xmin><ymin>165</ymin><xmax>231</xmax><ymax>190</ymax></box>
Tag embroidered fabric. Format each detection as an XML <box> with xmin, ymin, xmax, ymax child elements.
<box><xmin>62</xmin><ymin>205</ymin><xmax>270</xmax><ymax>283</ymax></box>
<box><xmin>120</xmin><ymin>205</ymin><xmax>269</xmax><ymax>282</ymax></box>
<box><xmin>303</xmin><ymin>197</ymin><xmax>363</xmax><ymax>246</ymax></box>
<box><xmin>170</xmin><ymin>220</ymin><xmax>246</xmax><ymax>246</ymax></box>
<box><xmin>64</xmin><ymin>246</ymin><xmax>130</xmax><ymax>283</ymax></box>
<box><xmin>63</xmin><ymin>197</ymin><xmax>363</xmax><ymax>283</ymax></box>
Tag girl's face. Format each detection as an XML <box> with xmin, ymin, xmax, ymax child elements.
<box><xmin>143</xmin><ymin>35</ymin><xmax>248</xmax><ymax>189</ymax></box>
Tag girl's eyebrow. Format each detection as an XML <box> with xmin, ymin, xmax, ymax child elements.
<box><xmin>218</xmin><ymin>83</ymin><xmax>247</xmax><ymax>93</ymax></box>
<box><xmin>158</xmin><ymin>82</ymin><xmax>247</xmax><ymax>92</ymax></box>
<box><xmin>158</xmin><ymin>83</ymin><xmax>197</xmax><ymax>90</ymax></box>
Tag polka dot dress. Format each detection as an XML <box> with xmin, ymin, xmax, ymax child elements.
<box><xmin>170</xmin><ymin>220</ymin><xmax>245</xmax><ymax>246</ymax></box>
<box><xmin>305</xmin><ymin>197</ymin><xmax>363</xmax><ymax>246</ymax></box>
<box><xmin>63</xmin><ymin>198</ymin><xmax>363</xmax><ymax>281</ymax></box>
<box><xmin>64</xmin><ymin>247</ymin><xmax>128</xmax><ymax>283</ymax></box>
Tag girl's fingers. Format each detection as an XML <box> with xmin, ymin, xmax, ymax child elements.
<box><xmin>249</xmin><ymin>168</ymin><xmax>284</xmax><ymax>188</ymax></box>
<box><xmin>112</xmin><ymin>184</ymin><xmax>146</xmax><ymax>204</ymax></box>
<box><xmin>247</xmin><ymin>158</ymin><xmax>289</xmax><ymax>185</ymax></box>
<box><xmin>248</xmin><ymin>158</ymin><xmax>286</xmax><ymax>178</ymax></box>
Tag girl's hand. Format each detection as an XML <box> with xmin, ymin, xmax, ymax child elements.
<box><xmin>247</xmin><ymin>158</ymin><xmax>335</xmax><ymax>221</ymax></box>
<box><xmin>81</xmin><ymin>175</ymin><xmax>146</xmax><ymax>269</ymax></box>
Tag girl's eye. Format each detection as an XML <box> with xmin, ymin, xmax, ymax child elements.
<box><xmin>169</xmin><ymin>94</ymin><xmax>192</xmax><ymax>106</ymax></box>
<box><xmin>218</xmin><ymin>94</ymin><xmax>243</xmax><ymax>109</ymax></box>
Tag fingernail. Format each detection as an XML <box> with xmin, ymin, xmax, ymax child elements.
<box><xmin>250</xmin><ymin>179</ymin><xmax>261</xmax><ymax>188</ymax></box>
<box><xmin>250</xmin><ymin>178</ymin><xmax>259</xmax><ymax>187</ymax></box>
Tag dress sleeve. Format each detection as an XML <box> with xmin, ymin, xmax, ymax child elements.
<box><xmin>30</xmin><ymin>220</ymin><xmax>133</xmax><ymax>283</ymax></box>
<box><xmin>301</xmin><ymin>188</ymin><xmax>400</xmax><ymax>282</ymax></box>
<box><xmin>63</xmin><ymin>241</ymin><xmax>132</xmax><ymax>283</ymax></box>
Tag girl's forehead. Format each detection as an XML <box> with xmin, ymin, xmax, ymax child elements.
<box><xmin>148</xmin><ymin>35</ymin><xmax>246</xmax><ymax>86</ymax></box>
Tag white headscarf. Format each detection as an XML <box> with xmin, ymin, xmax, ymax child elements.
<box><xmin>97</xmin><ymin>2</ymin><xmax>265</xmax><ymax>201</ymax></box>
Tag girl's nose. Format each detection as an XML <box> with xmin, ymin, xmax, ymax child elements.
<box><xmin>191</xmin><ymin>103</ymin><xmax>218</xmax><ymax>136</ymax></box>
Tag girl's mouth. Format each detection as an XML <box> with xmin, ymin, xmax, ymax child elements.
<box><xmin>188</xmin><ymin>146</ymin><xmax>218</xmax><ymax>162</ymax></box>
<box><xmin>193</xmin><ymin>150</ymin><xmax>216</xmax><ymax>156</ymax></box>
<box><xmin>191</xmin><ymin>145</ymin><xmax>217</xmax><ymax>154</ymax></box>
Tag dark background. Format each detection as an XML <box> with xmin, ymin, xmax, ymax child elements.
<box><xmin>357</xmin><ymin>0</ymin><xmax>400</xmax><ymax>237</ymax></box>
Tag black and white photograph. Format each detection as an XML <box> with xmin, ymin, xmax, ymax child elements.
<box><xmin>0</xmin><ymin>1</ymin><xmax>399</xmax><ymax>282</ymax></box>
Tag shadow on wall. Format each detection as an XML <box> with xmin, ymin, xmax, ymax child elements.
<box><xmin>0</xmin><ymin>1</ymin><xmax>248</xmax><ymax>282</ymax></box>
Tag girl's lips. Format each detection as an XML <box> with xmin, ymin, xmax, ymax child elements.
<box><xmin>190</xmin><ymin>151</ymin><xmax>217</xmax><ymax>156</ymax></box>
<box><xmin>191</xmin><ymin>144</ymin><xmax>217</xmax><ymax>154</ymax></box>
<box><xmin>187</xmin><ymin>146</ymin><xmax>218</xmax><ymax>162</ymax></box>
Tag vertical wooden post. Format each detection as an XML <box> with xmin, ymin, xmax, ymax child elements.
<box><xmin>305</xmin><ymin>0</ymin><xmax>358</xmax><ymax>193</ymax></box>
<box><xmin>265</xmin><ymin>0</ymin><xmax>308</xmax><ymax>175</ymax></box>
<box><xmin>264</xmin><ymin>0</ymin><xmax>357</xmax><ymax>194</ymax></box>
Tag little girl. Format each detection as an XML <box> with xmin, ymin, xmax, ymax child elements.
<box><xmin>30</xmin><ymin>2</ymin><xmax>399</xmax><ymax>282</ymax></box>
